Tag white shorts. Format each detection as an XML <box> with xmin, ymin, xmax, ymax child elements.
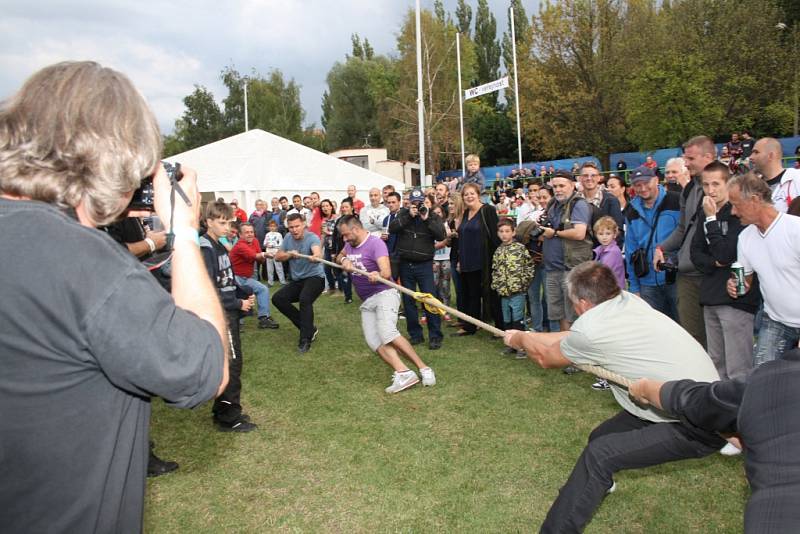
<box><xmin>360</xmin><ymin>289</ymin><xmax>401</xmax><ymax>351</ymax></box>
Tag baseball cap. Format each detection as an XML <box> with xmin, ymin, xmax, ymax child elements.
<box><xmin>552</xmin><ymin>169</ymin><xmax>575</xmax><ymax>181</ymax></box>
<box><xmin>629</xmin><ymin>166</ymin><xmax>656</xmax><ymax>183</ymax></box>
<box><xmin>409</xmin><ymin>188</ymin><xmax>425</xmax><ymax>204</ymax></box>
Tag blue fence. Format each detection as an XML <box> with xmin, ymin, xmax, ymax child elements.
<box><xmin>436</xmin><ymin>135</ymin><xmax>800</xmax><ymax>186</ymax></box>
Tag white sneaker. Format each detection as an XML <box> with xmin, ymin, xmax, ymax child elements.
<box><xmin>420</xmin><ymin>367</ymin><xmax>436</xmax><ymax>386</ymax></box>
<box><xmin>720</xmin><ymin>442</ymin><xmax>742</xmax><ymax>456</ymax></box>
<box><xmin>385</xmin><ymin>370</ymin><xmax>419</xmax><ymax>393</ymax></box>
<box><xmin>607</xmin><ymin>481</ymin><xmax>616</xmax><ymax>494</ymax></box>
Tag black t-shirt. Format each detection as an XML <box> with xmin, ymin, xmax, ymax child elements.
<box><xmin>766</xmin><ymin>169</ymin><xmax>786</xmax><ymax>190</ymax></box>
<box><xmin>0</xmin><ymin>199</ymin><xmax>224</xmax><ymax>533</ymax></box>
<box><xmin>741</xmin><ymin>138</ymin><xmax>755</xmax><ymax>158</ymax></box>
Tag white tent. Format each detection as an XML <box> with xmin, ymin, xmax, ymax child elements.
<box><xmin>165</xmin><ymin>129</ymin><xmax>405</xmax><ymax>210</ymax></box>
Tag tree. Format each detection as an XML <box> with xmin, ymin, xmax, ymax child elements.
<box><xmin>501</xmin><ymin>0</ymin><xmax>530</xmax><ymax>78</ymax></box>
<box><xmin>455</xmin><ymin>0</ymin><xmax>473</xmax><ymax>37</ymax></box>
<box><xmin>167</xmin><ymin>85</ymin><xmax>225</xmax><ymax>153</ymax></box>
<box><xmin>473</xmin><ymin>0</ymin><xmax>502</xmax><ymax>106</ymax></box>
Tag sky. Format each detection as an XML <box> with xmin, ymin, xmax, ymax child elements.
<box><xmin>0</xmin><ymin>0</ymin><xmax>537</xmax><ymax>135</ymax></box>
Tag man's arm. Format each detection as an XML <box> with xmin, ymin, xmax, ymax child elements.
<box><xmin>153</xmin><ymin>166</ymin><xmax>228</xmax><ymax>396</ymax></box>
<box><xmin>125</xmin><ymin>230</ymin><xmax>167</xmax><ymax>258</ymax></box>
<box><xmin>505</xmin><ymin>330</ymin><xmax>572</xmax><ymax>368</ymax></box>
<box><xmin>542</xmin><ymin>224</ymin><xmax>587</xmax><ymax>241</ymax></box>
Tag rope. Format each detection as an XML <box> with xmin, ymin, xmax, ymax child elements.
<box><xmin>289</xmin><ymin>251</ymin><xmax>633</xmax><ymax>388</ymax></box>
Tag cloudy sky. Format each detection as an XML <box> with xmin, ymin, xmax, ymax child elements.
<box><xmin>1</xmin><ymin>0</ymin><xmax>537</xmax><ymax>134</ymax></box>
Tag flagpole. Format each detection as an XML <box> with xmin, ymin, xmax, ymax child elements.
<box><xmin>510</xmin><ymin>6</ymin><xmax>523</xmax><ymax>171</ymax></box>
<box><xmin>456</xmin><ymin>32</ymin><xmax>466</xmax><ymax>179</ymax></box>
<box><xmin>415</xmin><ymin>0</ymin><xmax>427</xmax><ymax>186</ymax></box>
<box><xmin>244</xmin><ymin>79</ymin><xmax>249</xmax><ymax>132</ymax></box>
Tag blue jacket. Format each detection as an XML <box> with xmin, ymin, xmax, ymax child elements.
<box><xmin>623</xmin><ymin>187</ymin><xmax>681</xmax><ymax>293</ymax></box>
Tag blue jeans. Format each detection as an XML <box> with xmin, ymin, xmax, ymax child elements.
<box><xmin>323</xmin><ymin>248</ymin><xmax>337</xmax><ymax>290</ymax></box>
<box><xmin>527</xmin><ymin>267</ymin><xmax>546</xmax><ymax>332</ymax></box>
<box><xmin>336</xmin><ymin>266</ymin><xmax>352</xmax><ymax>300</ymax></box>
<box><xmin>399</xmin><ymin>259</ymin><xmax>442</xmax><ymax>342</ymax></box>
<box><xmin>236</xmin><ymin>275</ymin><xmax>271</xmax><ymax>317</ymax></box>
<box><xmin>753</xmin><ymin>313</ymin><xmax>800</xmax><ymax>367</ymax></box>
<box><xmin>639</xmin><ymin>283</ymin><xmax>678</xmax><ymax>323</ymax></box>
<box><xmin>501</xmin><ymin>293</ymin><xmax>526</xmax><ymax>325</ymax></box>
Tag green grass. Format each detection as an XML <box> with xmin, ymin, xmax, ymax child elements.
<box><xmin>146</xmin><ymin>289</ymin><xmax>747</xmax><ymax>532</ymax></box>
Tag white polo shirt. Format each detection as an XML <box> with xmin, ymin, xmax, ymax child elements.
<box><xmin>772</xmin><ymin>167</ymin><xmax>800</xmax><ymax>214</ymax></box>
<box><xmin>737</xmin><ymin>212</ymin><xmax>800</xmax><ymax>328</ymax></box>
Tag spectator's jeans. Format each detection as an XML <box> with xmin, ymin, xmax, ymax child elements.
<box><xmin>399</xmin><ymin>259</ymin><xmax>442</xmax><ymax>342</ymax></box>
<box><xmin>323</xmin><ymin>248</ymin><xmax>337</xmax><ymax>290</ymax></box>
<box><xmin>235</xmin><ymin>275</ymin><xmax>270</xmax><ymax>318</ymax></box>
<box><xmin>527</xmin><ymin>267</ymin><xmax>546</xmax><ymax>332</ymax></box>
<box><xmin>501</xmin><ymin>293</ymin><xmax>526</xmax><ymax>325</ymax></box>
<box><xmin>336</xmin><ymin>269</ymin><xmax>352</xmax><ymax>300</ymax></box>
<box><xmin>754</xmin><ymin>313</ymin><xmax>800</xmax><ymax>367</ymax></box>
<box><xmin>639</xmin><ymin>283</ymin><xmax>679</xmax><ymax>323</ymax></box>
<box><xmin>271</xmin><ymin>276</ymin><xmax>325</xmax><ymax>341</ymax></box>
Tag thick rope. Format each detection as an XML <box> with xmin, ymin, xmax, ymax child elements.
<box><xmin>291</xmin><ymin>251</ymin><xmax>633</xmax><ymax>388</ymax></box>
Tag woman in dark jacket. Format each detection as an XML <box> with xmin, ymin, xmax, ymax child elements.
<box><xmin>690</xmin><ymin>162</ymin><xmax>760</xmax><ymax>380</ymax></box>
<box><xmin>452</xmin><ymin>182</ymin><xmax>502</xmax><ymax>335</ymax></box>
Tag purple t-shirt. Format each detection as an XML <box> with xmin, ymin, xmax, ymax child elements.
<box><xmin>344</xmin><ymin>234</ymin><xmax>390</xmax><ymax>301</ymax></box>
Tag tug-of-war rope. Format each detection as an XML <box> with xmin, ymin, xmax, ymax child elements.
<box><xmin>292</xmin><ymin>252</ymin><xmax>633</xmax><ymax>388</ymax></box>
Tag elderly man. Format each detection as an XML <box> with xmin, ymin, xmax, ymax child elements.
<box><xmin>230</xmin><ymin>222</ymin><xmax>279</xmax><ymax>329</ymax></box>
<box><xmin>504</xmin><ymin>262</ymin><xmax>722</xmax><ymax>533</ymax></box>
<box><xmin>663</xmin><ymin>157</ymin><xmax>691</xmax><ymax>192</ymax></box>
<box><xmin>654</xmin><ymin>135</ymin><xmax>717</xmax><ymax>348</ymax></box>
<box><xmin>726</xmin><ymin>172</ymin><xmax>800</xmax><ymax>365</ymax></box>
<box><xmin>749</xmin><ymin>137</ymin><xmax>800</xmax><ymax>213</ymax></box>
<box><xmin>0</xmin><ymin>61</ymin><xmax>228</xmax><ymax>532</ymax></box>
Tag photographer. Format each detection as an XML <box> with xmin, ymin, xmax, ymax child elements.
<box><xmin>389</xmin><ymin>188</ymin><xmax>446</xmax><ymax>350</ymax></box>
<box><xmin>0</xmin><ymin>62</ymin><xmax>228</xmax><ymax>532</ymax></box>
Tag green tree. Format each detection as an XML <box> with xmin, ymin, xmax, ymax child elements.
<box><xmin>473</xmin><ymin>0</ymin><xmax>502</xmax><ymax>106</ymax></box>
<box><xmin>167</xmin><ymin>85</ymin><xmax>225</xmax><ymax>153</ymax></box>
<box><xmin>501</xmin><ymin>0</ymin><xmax>530</xmax><ymax>77</ymax></box>
<box><xmin>455</xmin><ymin>0</ymin><xmax>473</xmax><ymax>37</ymax></box>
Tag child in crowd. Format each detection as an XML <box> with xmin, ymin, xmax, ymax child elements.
<box><xmin>461</xmin><ymin>153</ymin><xmax>486</xmax><ymax>194</ymax></box>
<box><xmin>263</xmin><ymin>219</ymin><xmax>286</xmax><ymax>285</ymax></box>
<box><xmin>432</xmin><ymin>205</ymin><xmax>452</xmax><ymax>322</ymax></box>
<box><xmin>590</xmin><ymin>216</ymin><xmax>625</xmax><ymax>391</ymax></box>
<box><xmin>491</xmin><ymin>219</ymin><xmax>535</xmax><ymax>357</ymax></box>
<box><xmin>593</xmin><ymin>216</ymin><xmax>625</xmax><ymax>289</ymax></box>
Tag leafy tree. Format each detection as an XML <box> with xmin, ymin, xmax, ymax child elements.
<box><xmin>167</xmin><ymin>85</ymin><xmax>225</xmax><ymax>153</ymax></box>
<box><xmin>434</xmin><ymin>0</ymin><xmax>447</xmax><ymax>24</ymax></box>
<box><xmin>473</xmin><ymin>0</ymin><xmax>502</xmax><ymax>106</ymax></box>
<box><xmin>455</xmin><ymin>0</ymin><xmax>473</xmax><ymax>37</ymax></box>
<box><xmin>501</xmin><ymin>0</ymin><xmax>530</xmax><ymax>77</ymax></box>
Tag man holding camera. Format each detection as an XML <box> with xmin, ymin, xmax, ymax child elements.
<box><xmin>0</xmin><ymin>62</ymin><xmax>229</xmax><ymax>532</ymax></box>
<box><xmin>624</xmin><ymin>167</ymin><xmax>682</xmax><ymax>321</ymax></box>
<box><xmin>389</xmin><ymin>188</ymin><xmax>446</xmax><ymax>350</ymax></box>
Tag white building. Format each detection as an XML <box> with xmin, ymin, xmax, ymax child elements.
<box><xmin>329</xmin><ymin>148</ymin><xmax>420</xmax><ymax>188</ymax></box>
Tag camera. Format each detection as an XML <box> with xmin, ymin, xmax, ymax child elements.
<box><xmin>129</xmin><ymin>161</ymin><xmax>183</xmax><ymax>210</ymax></box>
<box><xmin>415</xmin><ymin>204</ymin><xmax>428</xmax><ymax>217</ymax></box>
<box><xmin>656</xmin><ymin>261</ymin><xmax>678</xmax><ymax>273</ymax></box>
<box><xmin>537</xmin><ymin>212</ymin><xmax>552</xmax><ymax>229</ymax></box>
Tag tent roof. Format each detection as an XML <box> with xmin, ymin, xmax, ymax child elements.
<box><xmin>165</xmin><ymin>129</ymin><xmax>405</xmax><ymax>194</ymax></box>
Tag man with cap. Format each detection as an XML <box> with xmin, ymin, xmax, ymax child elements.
<box><xmin>624</xmin><ymin>166</ymin><xmax>682</xmax><ymax>321</ymax></box>
<box><xmin>539</xmin><ymin>170</ymin><xmax>594</xmax><ymax>332</ymax></box>
<box><xmin>389</xmin><ymin>188</ymin><xmax>447</xmax><ymax>350</ymax></box>
<box><xmin>231</xmin><ymin>198</ymin><xmax>247</xmax><ymax>223</ymax></box>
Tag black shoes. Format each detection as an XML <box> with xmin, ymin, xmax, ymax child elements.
<box><xmin>450</xmin><ymin>330</ymin><xmax>475</xmax><ymax>337</ymax></box>
<box><xmin>428</xmin><ymin>338</ymin><xmax>442</xmax><ymax>350</ymax></box>
<box><xmin>409</xmin><ymin>337</ymin><xmax>425</xmax><ymax>346</ymax></box>
<box><xmin>298</xmin><ymin>339</ymin><xmax>311</xmax><ymax>354</ymax></box>
<box><xmin>258</xmin><ymin>316</ymin><xmax>279</xmax><ymax>329</ymax></box>
<box><xmin>215</xmin><ymin>417</ymin><xmax>257</xmax><ymax>433</ymax></box>
<box><xmin>147</xmin><ymin>444</ymin><xmax>178</xmax><ymax>478</ymax></box>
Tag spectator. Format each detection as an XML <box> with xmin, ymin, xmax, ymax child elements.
<box><xmin>578</xmin><ymin>162</ymin><xmax>624</xmax><ymax>246</ymax></box>
<box><xmin>690</xmin><ymin>162</ymin><xmax>759</xmax><ymax>381</ymax></box>
<box><xmin>381</xmin><ymin>184</ymin><xmax>396</xmax><ymax>204</ymax></box>
<box><xmin>331</xmin><ymin>198</ymin><xmax>355</xmax><ymax>302</ymax></box>
<box><xmin>740</xmin><ymin>130</ymin><xmax>755</xmax><ymax>159</ymax></box>
<box><xmin>271</xmin><ymin>197</ymin><xmax>287</xmax><ymax>234</ymax></box>
<box><xmin>248</xmin><ymin>199</ymin><xmax>269</xmax><ymax>245</ymax></box>
<box><xmin>447</xmin><ymin>191</ymin><xmax>466</xmax><ymax>322</ymax></box>
<box><xmin>458</xmin><ymin>153</ymin><xmax>486</xmax><ymax>193</ymax></box>
<box><xmin>347</xmin><ymin>184</ymin><xmax>365</xmax><ymax>214</ymax></box>
<box><xmin>504</xmin><ymin>262</ymin><xmax>722</xmax><ymax>534</ymax></box>
<box><xmin>319</xmin><ymin>199</ymin><xmax>339</xmax><ymax>293</ymax></box>
<box><xmin>360</xmin><ymin>187</ymin><xmax>389</xmax><ymax>236</ymax></box>
<box><xmin>492</xmin><ymin>218</ymin><xmax>535</xmax><ymax>356</ymax></box>
<box><xmin>270</xmin><ymin>213</ymin><xmax>326</xmax><ymax>354</ymax></box>
<box><xmin>644</xmin><ymin>155</ymin><xmax>658</xmax><ymax>170</ymax></box>
<box><xmin>231</xmin><ymin>198</ymin><xmax>247</xmax><ymax>223</ymax></box>
<box><xmin>605</xmin><ymin>174</ymin><xmax>628</xmax><ymax>212</ymax></box>
<box><xmin>593</xmin><ymin>216</ymin><xmax>625</xmax><ymax>289</ymax></box>
<box><xmin>434</xmin><ymin>181</ymin><xmax>451</xmax><ymax>217</ymax></box>
<box><xmin>719</xmin><ymin>145</ymin><xmax>733</xmax><ymax>169</ymax></box>
<box><xmin>749</xmin><ymin>137</ymin><xmax>800</xmax><ymax>213</ymax></box>
<box><xmin>263</xmin><ymin>219</ymin><xmax>286</xmax><ymax>285</ymax></box>
<box><xmin>663</xmin><ymin>157</ymin><xmax>690</xmax><ymax>193</ymax></box>
<box><xmin>337</xmin><ymin>216</ymin><xmax>436</xmax><ymax>393</ymax></box>
<box><xmin>616</xmin><ymin>158</ymin><xmax>628</xmax><ymax>179</ymax></box>
<box><xmin>381</xmin><ymin>192</ymin><xmax>402</xmax><ymax>278</ymax></box>
<box><xmin>654</xmin><ymin>135</ymin><xmax>717</xmax><ymax>349</ymax></box>
<box><xmin>517</xmin><ymin>187</ymin><xmax>542</xmax><ymax>224</ymax></box>
<box><xmin>200</xmin><ymin>202</ymin><xmax>257</xmax><ymax>433</ymax></box>
<box><xmin>625</xmin><ymin>166</ymin><xmax>682</xmax><ymax>321</ymax></box>
<box><xmin>528</xmin><ymin>185</ymin><xmax>554</xmax><ymax>332</ymax></box>
<box><xmin>540</xmin><ymin>170</ymin><xmax>593</xmax><ymax>332</ymax></box>
<box><xmin>279</xmin><ymin>195</ymin><xmax>291</xmax><ymax>214</ymax></box>
<box><xmin>230</xmin><ymin>222</ymin><xmax>279</xmax><ymax>329</ymax></box>
<box><xmin>726</xmin><ymin>172</ymin><xmax>800</xmax><ymax>364</ymax></box>
<box><xmin>432</xmin><ymin>204</ymin><xmax>453</xmax><ymax>321</ymax></box>
<box><xmin>496</xmin><ymin>189</ymin><xmax>511</xmax><ymax>215</ymax></box>
<box><xmin>306</xmin><ymin>191</ymin><xmax>323</xmax><ymax>237</ymax></box>
<box><xmin>389</xmin><ymin>188</ymin><xmax>447</xmax><ymax>350</ymax></box>
<box><xmin>452</xmin><ymin>183</ymin><xmax>502</xmax><ymax>336</ymax></box>
<box><xmin>726</xmin><ymin>132</ymin><xmax>744</xmax><ymax>162</ymax></box>
<box><xmin>287</xmin><ymin>194</ymin><xmax>311</xmax><ymax>221</ymax></box>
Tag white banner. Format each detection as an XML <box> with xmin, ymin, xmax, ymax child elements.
<box><xmin>464</xmin><ymin>76</ymin><xmax>509</xmax><ymax>100</ymax></box>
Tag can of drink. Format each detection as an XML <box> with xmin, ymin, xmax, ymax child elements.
<box><xmin>731</xmin><ymin>262</ymin><xmax>746</xmax><ymax>296</ymax></box>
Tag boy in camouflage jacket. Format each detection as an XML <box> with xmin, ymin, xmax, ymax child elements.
<box><xmin>491</xmin><ymin>219</ymin><xmax>535</xmax><ymax>338</ymax></box>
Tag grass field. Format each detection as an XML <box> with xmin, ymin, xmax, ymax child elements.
<box><xmin>146</xmin><ymin>288</ymin><xmax>748</xmax><ymax>532</ymax></box>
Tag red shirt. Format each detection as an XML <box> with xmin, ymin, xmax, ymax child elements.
<box><xmin>233</xmin><ymin>207</ymin><xmax>247</xmax><ymax>223</ymax></box>
<box><xmin>352</xmin><ymin>198</ymin><xmax>365</xmax><ymax>215</ymax></box>
<box><xmin>307</xmin><ymin>206</ymin><xmax>322</xmax><ymax>237</ymax></box>
<box><xmin>230</xmin><ymin>238</ymin><xmax>261</xmax><ymax>278</ymax></box>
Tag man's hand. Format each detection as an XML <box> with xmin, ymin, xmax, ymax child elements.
<box><xmin>367</xmin><ymin>271</ymin><xmax>381</xmax><ymax>283</ymax></box>
<box><xmin>340</xmin><ymin>258</ymin><xmax>354</xmax><ymax>273</ymax></box>
<box><xmin>652</xmin><ymin>247</ymin><xmax>665</xmax><ymax>270</ymax></box>
<box><xmin>145</xmin><ymin>230</ymin><xmax>167</xmax><ymax>250</ymax></box>
<box><xmin>726</xmin><ymin>275</ymin><xmax>750</xmax><ymax>298</ymax></box>
<box><xmin>240</xmin><ymin>295</ymin><xmax>255</xmax><ymax>312</ymax></box>
<box><xmin>628</xmin><ymin>378</ymin><xmax>664</xmax><ymax>410</ymax></box>
<box><xmin>409</xmin><ymin>204</ymin><xmax>419</xmax><ymax>218</ymax></box>
<box><xmin>503</xmin><ymin>329</ymin><xmax>521</xmax><ymax>349</ymax></box>
<box><xmin>702</xmin><ymin>196</ymin><xmax>718</xmax><ymax>217</ymax></box>
<box><xmin>152</xmin><ymin>163</ymin><xmax>201</xmax><ymax>231</ymax></box>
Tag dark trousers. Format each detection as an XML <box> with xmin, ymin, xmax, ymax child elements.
<box><xmin>213</xmin><ymin>311</ymin><xmax>244</xmax><ymax>423</ymax></box>
<box><xmin>272</xmin><ymin>276</ymin><xmax>324</xmax><ymax>341</ymax></box>
<box><xmin>540</xmin><ymin>410</ymin><xmax>723</xmax><ymax>533</ymax></box>
<box><xmin>458</xmin><ymin>270</ymin><xmax>483</xmax><ymax>334</ymax></box>
<box><xmin>399</xmin><ymin>259</ymin><xmax>442</xmax><ymax>342</ymax></box>
<box><xmin>323</xmin><ymin>248</ymin><xmax>337</xmax><ymax>290</ymax></box>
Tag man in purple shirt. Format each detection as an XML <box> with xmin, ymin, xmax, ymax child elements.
<box><xmin>335</xmin><ymin>215</ymin><xmax>436</xmax><ymax>393</ymax></box>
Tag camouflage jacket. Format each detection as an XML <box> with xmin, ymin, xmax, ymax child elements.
<box><xmin>491</xmin><ymin>241</ymin><xmax>535</xmax><ymax>297</ymax></box>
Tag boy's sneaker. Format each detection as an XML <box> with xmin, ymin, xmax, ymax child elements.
<box><xmin>591</xmin><ymin>378</ymin><xmax>610</xmax><ymax>391</ymax></box>
<box><xmin>420</xmin><ymin>367</ymin><xmax>436</xmax><ymax>386</ymax></box>
<box><xmin>607</xmin><ymin>481</ymin><xmax>616</xmax><ymax>494</ymax></box>
<box><xmin>385</xmin><ymin>370</ymin><xmax>419</xmax><ymax>393</ymax></box>
<box><xmin>720</xmin><ymin>442</ymin><xmax>742</xmax><ymax>456</ymax></box>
